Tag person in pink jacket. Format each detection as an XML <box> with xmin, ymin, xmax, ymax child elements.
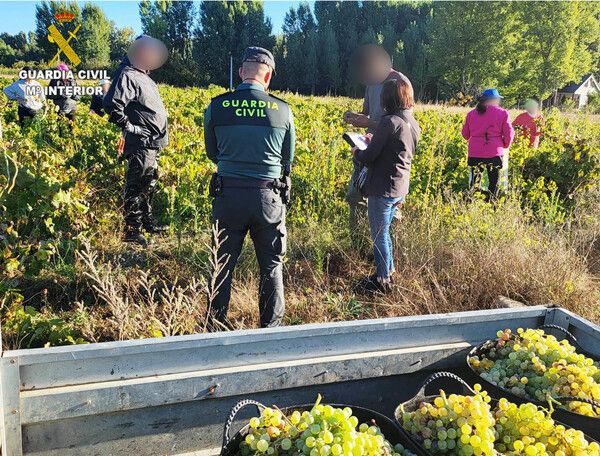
<box><xmin>461</xmin><ymin>88</ymin><xmax>515</xmax><ymax>198</ymax></box>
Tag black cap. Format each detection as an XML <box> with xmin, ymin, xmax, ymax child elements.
<box><xmin>242</xmin><ymin>46</ymin><xmax>275</xmax><ymax>71</ymax></box>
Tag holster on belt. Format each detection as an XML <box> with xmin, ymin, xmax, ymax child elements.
<box><xmin>278</xmin><ymin>176</ymin><xmax>292</xmax><ymax>205</ymax></box>
<box><xmin>209</xmin><ymin>173</ymin><xmax>222</xmax><ymax>197</ymax></box>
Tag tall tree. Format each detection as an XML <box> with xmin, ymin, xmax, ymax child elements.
<box><xmin>283</xmin><ymin>2</ymin><xmax>315</xmax><ymax>37</ymax></box>
<box><xmin>303</xmin><ymin>29</ymin><xmax>318</xmax><ymax>93</ymax></box>
<box><xmin>139</xmin><ymin>0</ymin><xmax>195</xmax><ymax>57</ymax></box>
<box><xmin>0</xmin><ymin>32</ymin><xmax>41</xmax><ymax>65</ymax></box>
<box><xmin>512</xmin><ymin>1</ymin><xmax>600</xmax><ymax>101</ymax></box>
<box><xmin>195</xmin><ymin>1</ymin><xmax>274</xmax><ymax>87</ymax></box>
<box><xmin>164</xmin><ymin>1</ymin><xmax>195</xmax><ymax>58</ymax></box>
<box><xmin>282</xmin><ymin>3</ymin><xmax>317</xmax><ymax>92</ymax></box>
<box><xmin>78</xmin><ymin>3</ymin><xmax>111</xmax><ymax>68</ymax></box>
<box><xmin>139</xmin><ymin>0</ymin><xmax>167</xmax><ymax>40</ymax></box>
<box><xmin>427</xmin><ymin>1</ymin><xmax>516</xmax><ymax>100</ymax></box>
<box><xmin>109</xmin><ymin>23</ymin><xmax>134</xmax><ymax>63</ymax></box>
<box><xmin>318</xmin><ymin>23</ymin><xmax>341</xmax><ymax>94</ymax></box>
<box><xmin>0</xmin><ymin>39</ymin><xmax>16</xmax><ymax>67</ymax></box>
<box><xmin>398</xmin><ymin>20</ymin><xmax>430</xmax><ymax>99</ymax></box>
<box><xmin>330</xmin><ymin>2</ymin><xmax>363</xmax><ymax>94</ymax></box>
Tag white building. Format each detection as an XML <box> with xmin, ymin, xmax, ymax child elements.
<box><xmin>553</xmin><ymin>73</ymin><xmax>600</xmax><ymax>109</ymax></box>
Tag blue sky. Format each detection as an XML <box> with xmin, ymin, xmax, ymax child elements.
<box><xmin>0</xmin><ymin>1</ymin><xmax>303</xmax><ymax>36</ymax></box>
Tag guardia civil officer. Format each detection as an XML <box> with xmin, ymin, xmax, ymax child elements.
<box><xmin>203</xmin><ymin>47</ymin><xmax>295</xmax><ymax>328</ymax></box>
<box><xmin>103</xmin><ymin>35</ymin><xmax>169</xmax><ymax>245</ymax></box>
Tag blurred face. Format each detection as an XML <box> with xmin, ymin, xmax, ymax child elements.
<box><xmin>128</xmin><ymin>37</ymin><xmax>168</xmax><ymax>71</ymax></box>
<box><xmin>354</xmin><ymin>45</ymin><xmax>392</xmax><ymax>86</ymax></box>
<box><xmin>101</xmin><ymin>82</ymin><xmax>110</xmax><ymax>93</ymax></box>
<box><xmin>526</xmin><ymin>103</ymin><xmax>539</xmax><ymax>115</ymax></box>
<box><xmin>484</xmin><ymin>98</ymin><xmax>501</xmax><ymax>107</ymax></box>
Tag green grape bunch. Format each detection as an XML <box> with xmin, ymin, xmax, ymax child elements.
<box><xmin>469</xmin><ymin>328</ymin><xmax>600</xmax><ymax>417</ymax></box>
<box><xmin>399</xmin><ymin>384</ymin><xmax>496</xmax><ymax>455</ymax></box>
<box><xmin>238</xmin><ymin>395</ymin><xmax>415</xmax><ymax>456</ymax></box>
<box><xmin>399</xmin><ymin>385</ymin><xmax>600</xmax><ymax>456</ymax></box>
<box><xmin>493</xmin><ymin>398</ymin><xmax>600</xmax><ymax>456</ymax></box>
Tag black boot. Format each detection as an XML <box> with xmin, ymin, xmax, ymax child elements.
<box><xmin>141</xmin><ymin>176</ymin><xmax>167</xmax><ymax>234</ymax></box>
<box><xmin>123</xmin><ymin>227</ymin><xmax>148</xmax><ymax>246</ymax></box>
<box><xmin>143</xmin><ymin>217</ymin><xmax>169</xmax><ymax>234</ymax></box>
<box><xmin>355</xmin><ymin>274</ymin><xmax>391</xmax><ymax>295</ymax></box>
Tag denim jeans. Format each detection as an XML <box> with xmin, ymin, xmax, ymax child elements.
<box><xmin>367</xmin><ymin>195</ymin><xmax>404</xmax><ymax>280</ymax></box>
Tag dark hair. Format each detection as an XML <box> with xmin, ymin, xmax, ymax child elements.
<box><xmin>21</xmin><ymin>65</ymin><xmax>32</xmax><ymax>73</ymax></box>
<box><xmin>381</xmin><ymin>77</ymin><xmax>415</xmax><ymax>114</ymax></box>
<box><xmin>476</xmin><ymin>97</ymin><xmax>487</xmax><ymax>114</ymax></box>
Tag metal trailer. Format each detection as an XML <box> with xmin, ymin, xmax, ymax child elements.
<box><xmin>1</xmin><ymin>305</ymin><xmax>599</xmax><ymax>456</ymax></box>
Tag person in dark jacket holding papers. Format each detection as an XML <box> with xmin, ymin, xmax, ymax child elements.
<box><xmin>353</xmin><ymin>78</ymin><xmax>420</xmax><ymax>293</ymax></box>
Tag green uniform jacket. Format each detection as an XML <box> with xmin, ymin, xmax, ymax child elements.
<box><xmin>203</xmin><ymin>82</ymin><xmax>295</xmax><ymax>179</ymax></box>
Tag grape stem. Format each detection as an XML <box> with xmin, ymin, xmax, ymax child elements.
<box><xmin>272</xmin><ymin>405</ymin><xmax>294</xmax><ymax>426</ymax></box>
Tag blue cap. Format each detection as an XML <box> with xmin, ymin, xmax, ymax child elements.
<box><xmin>481</xmin><ymin>88</ymin><xmax>503</xmax><ymax>100</ymax></box>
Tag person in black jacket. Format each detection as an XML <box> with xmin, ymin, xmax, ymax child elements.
<box><xmin>103</xmin><ymin>35</ymin><xmax>169</xmax><ymax>245</ymax></box>
<box><xmin>89</xmin><ymin>79</ymin><xmax>110</xmax><ymax>116</ymax></box>
<box><xmin>353</xmin><ymin>78</ymin><xmax>421</xmax><ymax>293</ymax></box>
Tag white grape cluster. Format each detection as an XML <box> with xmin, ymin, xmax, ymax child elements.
<box><xmin>400</xmin><ymin>385</ymin><xmax>496</xmax><ymax>456</ymax></box>
<box><xmin>469</xmin><ymin>328</ymin><xmax>600</xmax><ymax>417</ymax></box>
<box><xmin>238</xmin><ymin>396</ymin><xmax>416</xmax><ymax>456</ymax></box>
<box><xmin>494</xmin><ymin>398</ymin><xmax>600</xmax><ymax>455</ymax></box>
<box><xmin>400</xmin><ymin>385</ymin><xmax>600</xmax><ymax>455</ymax></box>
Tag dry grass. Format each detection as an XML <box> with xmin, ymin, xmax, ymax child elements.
<box><xmin>56</xmin><ymin>195</ymin><xmax>600</xmax><ymax>344</ymax></box>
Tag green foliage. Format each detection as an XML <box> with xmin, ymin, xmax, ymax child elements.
<box><xmin>427</xmin><ymin>1</ymin><xmax>516</xmax><ymax>98</ymax></box>
<box><xmin>585</xmin><ymin>92</ymin><xmax>600</xmax><ymax>114</ymax></box>
<box><xmin>1</xmin><ymin>83</ymin><xmax>599</xmax><ymax>346</ymax></box>
<box><xmin>195</xmin><ymin>0</ymin><xmax>275</xmax><ymax>88</ymax></box>
<box><xmin>0</xmin><ymin>38</ymin><xmax>17</xmax><ymax>66</ymax></box>
<box><xmin>317</xmin><ymin>24</ymin><xmax>341</xmax><ymax>94</ymax></box>
<box><xmin>109</xmin><ymin>24</ymin><xmax>134</xmax><ymax>63</ymax></box>
<box><xmin>140</xmin><ymin>0</ymin><xmax>195</xmax><ymax>58</ymax></box>
<box><xmin>0</xmin><ymin>101</ymin><xmax>117</xmax><ymax>277</ymax></box>
<box><xmin>79</xmin><ymin>3</ymin><xmax>111</xmax><ymax>69</ymax></box>
<box><xmin>3</xmin><ymin>84</ymin><xmax>598</xmax><ymax>248</ymax></box>
<box><xmin>514</xmin><ymin>2</ymin><xmax>600</xmax><ymax>101</ymax></box>
<box><xmin>281</xmin><ymin>5</ymin><xmax>318</xmax><ymax>94</ymax></box>
<box><xmin>0</xmin><ymin>286</ymin><xmax>86</xmax><ymax>348</ymax></box>
<box><xmin>1</xmin><ymin>1</ymin><xmax>595</xmax><ymax>103</ymax></box>
<box><xmin>4</xmin><ymin>303</ymin><xmax>87</xmax><ymax>348</ymax></box>
<box><xmin>0</xmin><ymin>32</ymin><xmax>40</xmax><ymax>66</ymax></box>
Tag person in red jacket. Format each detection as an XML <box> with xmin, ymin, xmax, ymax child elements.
<box><xmin>461</xmin><ymin>88</ymin><xmax>515</xmax><ymax>198</ymax></box>
<box><xmin>513</xmin><ymin>99</ymin><xmax>544</xmax><ymax>148</ymax></box>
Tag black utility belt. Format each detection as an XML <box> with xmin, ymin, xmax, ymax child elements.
<box><xmin>209</xmin><ymin>174</ymin><xmax>286</xmax><ymax>197</ymax></box>
<box><xmin>221</xmin><ymin>177</ymin><xmax>280</xmax><ymax>189</ymax></box>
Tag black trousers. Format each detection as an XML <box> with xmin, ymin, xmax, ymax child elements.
<box><xmin>468</xmin><ymin>156</ymin><xmax>503</xmax><ymax>196</ymax></box>
<box><xmin>17</xmin><ymin>106</ymin><xmax>40</xmax><ymax>126</ymax></box>
<box><xmin>123</xmin><ymin>147</ymin><xmax>160</xmax><ymax>230</ymax></box>
<box><xmin>211</xmin><ymin>187</ymin><xmax>287</xmax><ymax>328</ymax></box>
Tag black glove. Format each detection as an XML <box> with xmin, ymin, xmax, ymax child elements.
<box><xmin>281</xmin><ymin>164</ymin><xmax>292</xmax><ymax>205</ymax></box>
<box><xmin>279</xmin><ymin>175</ymin><xmax>291</xmax><ymax>205</ymax></box>
<box><xmin>125</xmin><ymin>122</ymin><xmax>151</xmax><ymax>137</ymax></box>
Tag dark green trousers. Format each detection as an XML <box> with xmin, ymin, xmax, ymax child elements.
<box><xmin>211</xmin><ymin>187</ymin><xmax>287</xmax><ymax>328</ymax></box>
